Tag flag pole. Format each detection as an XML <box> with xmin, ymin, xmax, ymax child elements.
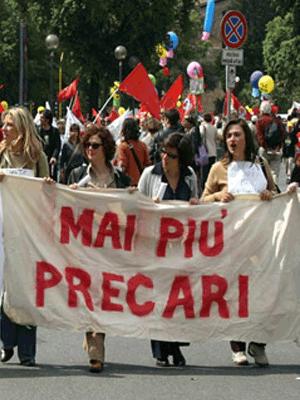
<box><xmin>93</xmin><ymin>88</ymin><xmax>119</xmax><ymax>123</ymax></box>
<box><xmin>58</xmin><ymin>52</ymin><xmax>64</xmax><ymax>119</ymax></box>
<box><xmin>68</xmin><ymin>91</ymin><xmax>77</xmax><ymax>111</ymax></box>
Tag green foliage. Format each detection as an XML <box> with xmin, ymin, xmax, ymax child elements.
<box><xmin>263</xmin><ymin>12</ymin><xmax>300</xmax><ymax>110</ymax></box>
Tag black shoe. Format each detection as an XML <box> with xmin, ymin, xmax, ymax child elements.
<box><xmin>172</xmin><ymin>349</ymin><xmax>186</xmax><ymax>367</ymax></box>
<box><xmin>1</xmin><ymin>348</ymin><xmax>14</xmax><ymax>363</ymax></box>
<box><xmin>156</xmin><ymin>358</ymin><xmax>170</xmax><ymax>367</ymax></box>
<box><xmin>20</xmin><ymin>359</ymin><xmax>36</xmax><ymax>367</ymax></box>
<box><xmin>89</xmin><ymin>360</ymin><xmax>103</xmax><ymax>373</ymax></box>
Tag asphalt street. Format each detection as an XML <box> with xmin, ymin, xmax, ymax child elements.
<box><xmin>0</xmin><ymin>330</ymin><xmax>300</xmax><ymax>400</ymax></box>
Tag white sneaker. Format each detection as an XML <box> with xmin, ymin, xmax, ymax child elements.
<box><xmin>248</xmin><ymin>343</ymin><xmax>269</xmax><ymax>366</ymax></box>
<box><xmin>232</xmin><ymin>351</ymin><xmax>249</xmax><ymax>366</ymax></box>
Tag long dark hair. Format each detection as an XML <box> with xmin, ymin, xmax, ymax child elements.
<box><xmin>121</xmin><ymin>118</ymin><xmax>140</xmax><ymax>141</ymax></box>
<box><xmin>222</xmin><ymin>118</ymin><xmax>256</xmax><ymax>164</ymax></box>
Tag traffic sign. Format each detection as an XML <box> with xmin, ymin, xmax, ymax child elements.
<box><xmin>221</xmin><ymin>10</ymin><xmax>248</xmax><ymax>48</ymax></box>
<box><xmin>222</xmin><ymin>49</ymin><xmax>244</xmax><ymax>66</ymax></box>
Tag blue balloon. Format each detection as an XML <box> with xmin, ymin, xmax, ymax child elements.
<box><xmin>203</xmin><ymin>0</ymin><xmax>215</xmax><ymax>33</ymax></box>
<box><xmin>251</xmin><ymin>87</ymin><xmax>260</xmax><ymax>98</ymax></box>
<box><xmin>166</xmin><ymin>31</ymin><xmax>179</xmax><ymax>50</ymax></box>
<box><xmin>250</xmin><ymin>70</ymin><xmax>263</xmax><ymax>89</ymax></box>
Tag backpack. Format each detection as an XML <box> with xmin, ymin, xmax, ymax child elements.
<box><xmin>264</xmin><ymin>120</ymin><xmax>282</xmax><ymax>149</ymax></box>
<box><xmin>194</xmin><ymin>126</ymin><xmax>209</xmax><ymax>167</ymax></box>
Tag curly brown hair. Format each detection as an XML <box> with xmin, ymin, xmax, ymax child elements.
<box><xmin>82</xmin><ymin>124</ymin><xmax>116</xmax><ymax>166</ymax></box>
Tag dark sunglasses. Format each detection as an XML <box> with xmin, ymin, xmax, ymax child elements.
<box><xmin>84</xmin><ymin>142</ymin><xmax>103</xmax><ymax>150</ymax></box>
<box><xmin>160</xmin><ymin>148</ymin><xmax>178</xmax><ymax>159</ymax></box>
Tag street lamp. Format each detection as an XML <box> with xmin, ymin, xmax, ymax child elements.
<box><xmin>114</xmin><ymin>45</ymin><xmax>127</xmax><ymax>82</ymax></box>
<box><xmin>45</xmin><ymin>34</ymin><xmax>59</xmax><ymax>111</ymax></box>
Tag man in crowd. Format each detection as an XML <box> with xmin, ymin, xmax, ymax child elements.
<box><xmin>38</xmin><ymin>109</ymin><xmax>61</xmax><ymax>180</ymax></box>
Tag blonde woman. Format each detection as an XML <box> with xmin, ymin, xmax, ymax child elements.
<box><xmin>0</xmin><ymin>107</ymin><xmax>49</xmax><ymax>367</ymax></box>
<box><xmin>0</xmin><ymin>107</ymin><xmax>49</xmax><ymax>176</ymax></box>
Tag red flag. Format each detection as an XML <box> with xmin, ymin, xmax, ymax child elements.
<box><xmin>106</xmin><ymin>107</ymin><xmax>119</xmax><ymax>123</ymax></box>
<box><xmin>119</xmin><ymin>63</ymin><xmax>160</xmax><ymax>119</ymax></box>
<box><xmin>160</xmin><ymin>75</ymin><xmax>184</xmax><ymax>110</ymax></box>
<box><xmin>223</xmin><ymin>92</ymin><xmax>251</xmax><ymax>120</ymax></box>
<box><xmin>72</xmin><ymin>93</ymin><xmax>85</xmax><ymax>122</ymax></box>
<box><xmin>182</xmin><ymin>93</ymin><xmax>203</xmax><ymax>115</ymax></box>
<box><xmin>57</xmin><ymin>78</ymin><xmax>79</xmax><ymax>102</ymax></box>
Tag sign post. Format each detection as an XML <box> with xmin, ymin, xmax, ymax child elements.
<box><xmin>221</xmin><ymin>10</ymin><xmax>248</xmax><ymax>120</ymax></box>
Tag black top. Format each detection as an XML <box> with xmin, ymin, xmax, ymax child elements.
<box><xmin>291</xmin><ymin>165</ymin><xmax>300</xmax><ymax>184</ymax></box>
<box><xmin>152</xmin><ymin>162</ymin><xmax>192</xmax><ymax>201</ymax></box>
<box><xmin>38</xmin><ymin>126</ymin><xmax>61</xmax><ymax>160</ymax></box>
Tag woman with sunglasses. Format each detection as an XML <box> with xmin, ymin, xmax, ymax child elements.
<box><xmin>0</xmin><ymin>106</ymin><xmax>49</xmax><ymax>367</ymax></box>
<box><xmin>68</xmin><ymin>124</ymin><xmax>130</xmax><ymax>190</ymax></box>
<box><xmin>68</xmin><ymin>124</ymin><xmax>130</xmax><ymax>373</ymax></box>
<box><xmin>138</xmin><ymin>132</ymin><xmax>198</xmax><ymax>367</ymax></box>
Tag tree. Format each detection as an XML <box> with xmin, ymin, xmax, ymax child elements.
<box><xmin>263</xmin><ymin>12</ymin><xmax>300</xmax><ymax>109</ymax></box>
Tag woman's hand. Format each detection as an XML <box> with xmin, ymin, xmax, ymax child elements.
<box><xmin>43</xmin><ymin>177</ymin><xmax>55</xmax><ymax>184</ymax></box>
<box><xmin>189</xmin><ymin>197</ymin><xmax>199</xmax><ymax>205</ymax></box>
<box><xmin>287</xmin><ymin>182</ymin><xmax>298</xmax><ymax>193</ymax></box>
<box><xmin>127</xmin><ymin>186</ymin><xmax>138</xmax><ymax>194</ymax></box>
<box><xmin>216</xmin><ymin>191</ymin><xmax>234</xmax><ymax>203</ymax></box>
<box><xmin>260</xmin><ymin>189</ymin><xmax>273</xmax><ymax>201</ymax></box>
<box><xmin>69</xmin><ymin>183</ymin><xmax>79</xmax><ymax>190</ymax></box>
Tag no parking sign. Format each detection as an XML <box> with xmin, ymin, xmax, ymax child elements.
<box><xmin>221</xmin><ymin>10</ymin><xmax>248</xmax><ymax>48</ymax></box>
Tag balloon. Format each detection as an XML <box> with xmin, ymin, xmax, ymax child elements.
<box><xmin>118</xmin><ymin>107</ymin><xmax>126</xmax><ymax>116</ymax></box>
<box><xmin>166</xmin><ymin>31</ymin><xmax>179</xmax><ymax>50</ymax></box>
<box><xmin>148</xmin><ymin>74</ymin><xmax>156</xmax><ymax>86</ymax></box>
<box><xmin>110</xmin><ymin>81</ymin><xmax>120</xmax><ymax>98</ymax></box>
<box><xmin>251</xmin><ymin>87</ymin><xmax>260</xmax><ymax>98</ymax></box>
<box><xmin>37</xmin><ymin>106</ymin><xmax>45</xmax><ymax>113</ymax></box>
<box><xmin>155</xmin><ymin>43</ymin><xmax>167</xmax><ymax>58</ymax></box>
<box><xmin>250</xmin><ymin>70</ymin><xmax>263</xmax><ymax>89</ymax></box>
<box><xmin>258</xmin><ymin>75</ymin><xmax>275</xmax><ymax>94</ymax></box>
<box><xmin>166</xmin><ymin>49</ymin><xmax>174</xmax><ymax>59</ymax></box>
<box><xmin>0</xmin><ymin>100</ymin><xmax>8</xmax><ymax>111</ymax></box>
<box><xmin>202</xmin><ymin>0</ymin><xmax>215</xmax><ymax>41</ymax></box>
<box><xmin>162</xmin><ymin>66</ymin><xmax>170</xmax><ymax>77</ymax></box>
<box><xmin>113</xmin><ymin>97</ymin><xmax>120</xmax><ymax>108</ymax></box>
<box><xmin>159</xmin><ymin>57</ymin><xmax>168</xmax><ymax>67</ymax></box>
<box><xmin>187</xmin><ymin>61</ymin><xmax>203</xmax><ymax>79</ymax></box>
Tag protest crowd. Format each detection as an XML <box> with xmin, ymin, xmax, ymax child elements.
<box><xmin>0</xmin><ymin>64</ymin><xmax>300</xmax><ymax>375</ymax></box>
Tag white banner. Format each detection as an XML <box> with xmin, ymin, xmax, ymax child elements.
<box><xmin>1</xmin><ymin>176</ymin><xmax>300</xmax><ymax>343</ymax></box>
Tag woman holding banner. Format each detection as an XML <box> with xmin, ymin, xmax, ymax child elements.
<box><xmin>0</xmin><ymin>106</ymin><xmax>49</xmax><ymax>367</ymax></box>
<box><xmin>68</xmin><ymin>124</ymin><xmax>130</xmax><ymax>373</ymax></box>
<box><xmin>201</xmin><ymin>118</ymin><xmax>277</xmax><ymax>367</ymax></box>
<box><xmin>138</xmin><ymin>132</ymin><xmax>198</xmax><ymax>367</ymax></box>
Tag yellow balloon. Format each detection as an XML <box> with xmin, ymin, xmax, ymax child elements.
<box><xmin>0</xmin><ymin>100</ymin><xmax>8</xmax><ymax>111</ymax></box>
<box><xmin>118</xmin><ymin>107</ymin><xmax>126</xmax><ymax>116</ymax></box>
<box><xmin>37</xmin><ymin>106</ymin><xmax>45</xmax><ymax>113</ymax></box>
<box><xmin>155</xmin><ymin>43</ymin><xmax>167</xmax><ymax>58</ymax></box>
<box><xmin>258</xmin><ymin>75</ymin><xmax>275</xmax><ymax>94</ymax></box>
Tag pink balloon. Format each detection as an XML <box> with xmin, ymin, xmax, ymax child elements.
<box><xmin>201</xmin><ymin>32</ymin><xmax>210</xmax><ymax>41</ymax></box>
<box><xmin>159</xmin><ymin>57</ymin><xmax>168</xmax><ymax>67</ymax></box>
<box><xmin>187</xmin><ymin>61</ymin><xmax>203</xmax><ymax>78</ymax></box>
<box><xmin>166</xmin><ymin>49</ymin><xmax>174</xmax><ymax>59</ymax></box>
